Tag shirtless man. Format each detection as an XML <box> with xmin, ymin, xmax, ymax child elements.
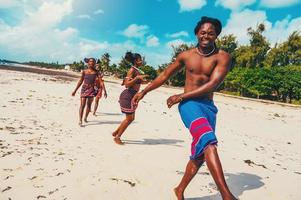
<box><xmin>133</xmin><ymin>16</ymin><xmax>237</xmax><ymax>200</ymax></box>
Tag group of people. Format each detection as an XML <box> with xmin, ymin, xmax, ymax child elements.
<box><xmin>71</xmin><ymin>58</ymin><xmax>108</xmax><ymax>126</ymax></box>
<box><xmin>72</xmin><ymin>16</ymin><xmax>237</xmax><ymax>200</ymax></box>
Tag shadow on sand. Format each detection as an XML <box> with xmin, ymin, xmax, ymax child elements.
<box><xmin>122</xmin><ymin>138</ymin><xmax>184</xmax><ymax>147</ymax></box>
<box><xmin>186</xmin><ymin>172</ymin><xmax>264</xmax><ymax>200</ymax></box>
<box><xmin>96</xmin><ymin>112</ymin><xmax>123</xmax><ymax>116</ymax></box>
<box><xmin>84</xmin><ymin>120</ymin><xmax>122</xmax><ymax>126</ymax></box>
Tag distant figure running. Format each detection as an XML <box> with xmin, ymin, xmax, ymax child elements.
<box><xmin>93</xmin><ymin>71</ymin><xmax>107</xmax><ymax>116</ymax></box>
<box><xmin>133</xmin><ymin>17</ymin><xmax>237</xmax><ymax>200</ymax></box>
<box><xmin>112</xmin><ymin>52</ymin><xmax>148</xmax><ymax>145</ymax></box>
<box><xmin>72</xmin><ymin>58</ymin><xmax>105</xmax><ymax>126</ymax></box>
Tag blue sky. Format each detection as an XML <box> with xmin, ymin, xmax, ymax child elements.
<box><xmin>0</xmin><ymin>0</ymin><xmax>300</xmax><ymax>67</ymax></box>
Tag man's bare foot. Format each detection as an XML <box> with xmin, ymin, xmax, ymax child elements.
<box><xmin>93</xmin><ymin>112</ymin><xmax>96</xmax><ymax>116</ymax></box>
<box><xmin>84</xmin><ymin>118</ymin><xmax>88</xmax><ymax>123</ymax></box>
<box><xmin>78</xmin><ymin>121</ymin><xmax>83</xmax><ymax>127</ymax></box>
<box><xmin>173</xmin><ymin>187</ymin><xmax>184</xmax><ymax>200</ymax></box>
<box><xmin>112</xmin><ymin>131</ymin><xmax>118</xmax><ymax>137</ymax></box>
<box><xmin>114</xmin><ymin>137</ymin><xmax>124</xmax><ymax>145</ymax></box>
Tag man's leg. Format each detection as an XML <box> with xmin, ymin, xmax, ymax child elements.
<box><xmin>174</xmin><ymin>156</ymin><xmax>204</xmax><ymax>200</ymax></box>
<box><xmin>204</xmin><ymin>145</ymin><xmax>237</xmax><ymax>200</ymax></box>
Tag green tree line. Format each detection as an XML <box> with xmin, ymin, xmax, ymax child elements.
<box><xmin>217</xmin><ymin>24</ymin><xmax>301</xmax><ymax>104</ymax></box>
<box><xmin>25</xmin><ymin>61</ymin><xmax>65</xmax><ymax>69</ymax></box>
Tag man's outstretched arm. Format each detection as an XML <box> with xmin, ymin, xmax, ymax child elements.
<box><xmin>132</xmin><ymin>53</ymin><xmax>185</xmax><ymax>104</ymax></box>
<box><xmin>143</xmin><ymin>53</ymin><xmax>185</xmax><ymax>94</ymax></box>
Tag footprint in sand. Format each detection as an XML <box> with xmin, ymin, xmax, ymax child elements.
<box><xmin>110</xmin><ymin>178</ymin><xmax>136</xmax><ymax>187</ymax></box>
<box><xmin>5</xmin><ymin>126</ymin><xmax>16</xmax><ymax>132</ymax></box>
<box><xmin>56</xmin><ymin>172</ymin><xmax>64</xmax><ymax>176</ymax></box>
<box><xmin>4</xmin><ymin>175</ymin><xmax>14</xmax><ymax>180</ymax></box>
<box><xmin>37</xmin><ymin>195</ymin><xmax>47</xmax><ymax>199</ymax></box>
<box><xmin>1</xmin><ymin>186</ymin><xmax>12</xmax><ymax>193</ymax></box>
<box><xmin>244</xmin><ymin>159</ymin><xmax>267</xmax><ymax>169</ymax></box>
<box><xmin>48</xmin><ymin>188</ymin><xmax>59</xmax><ymax>195</ymax></box>
<box><xmin>1</xmin><ymin>151</ymin><xmax>13</xmax><ymax>158</ymax></box>
<box><xmin>29</xmin><ymin>175</ymin><xmax>39</xmax><ymax>180</ymax></box>
<box><xmin>33</xmin><ymin>185</ymin><xmax>44</xmax><ymax>188</ymax></box>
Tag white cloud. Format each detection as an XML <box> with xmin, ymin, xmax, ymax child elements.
<box><xmin>178</xmin><ymin>0</ymin><xmax>207</xmax><ymax>12</ymax></box>
<box><xmin>122</xmin><ymin>24</ymin><xmax>149</xmax><ymax>38</ymax></box>
<box><xmin>166</xmin><ymin>39</ymin><xmax>186</xmax><ymax>49</ymax></box>
<box><xmin>166</xmin><ymin>31</ymin><xmax>189</xmax><ymax>38</ymax></box>
<box><xmin>0</xmin><ymin>0</ymin><xmax>174</xmax><ymax>67</ymax></box>
<box><xmin>0</xmin><ymin>0</ymin><xmax>101</xmax><ymax>62</ymax></box>
<box><xmin>0</xmin><ymin>13</ymin><xmax>168</xmax><ymax>67</ymax></box>
<box><xmin>264</xmin><ymin>16</ymin><xmax>301</xmax><ymax>45</ymax></box>
<box><xmin>24</xmin><ymin>0</ymin><xmax>73</xmax><ymax>29</ymax></box>
<box><xmin>222</xmin><ymin>9</ymin><xmax>301</xmax><ymax>45</ymax></box>
<box><xmin>0</xmin><ymin>0</ymin><xmax>21</xmax><ymax>8</ymax></box>
<box><xmin>94</xmin><ymin>9</ymin><xmax>104</xmax><ymax>15</ymax></box>
<box><xmin>54</xmin><ymin>27</ymin><xmax>78</xmax><ymax>40</ymax></box>
<box><xmin>215</xmin><ymin>0</ymin><xmax>256</xmax><ymax>10</ymax></box>
<box><xmin>146</xmin><ymin>35</ymin><xmax>160</xmax><ymax>47</ymax></box>
<box><xmin>78</xmin><ymin>40</ymin><xmax>109</xmax><ymax>57</ymax></box>
<box><xmin>260</xmin><ymin>0</ymin><xmax>300</xmax><ymax>8</ymax></box>
<box><xmin>0</xmin><ymin>19</ymin><xmax>10</xmax><ymax>31</ymax></box>
<box><xmin>222</xmin><ymin>9</ymin><xmax>270</xmax><ymax>44</ymax></box>
<box><xmin>77</xmin><ymin>14</ymin><xmax>92</xmax><ymax>20</ymax></box>
<box><xmin>0</xmin><ymin>0</ymin><xmax>65</xmax><ymax>9</ymax></box>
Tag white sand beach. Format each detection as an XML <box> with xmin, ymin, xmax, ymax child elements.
<box><xmin>1</xmin><ymin>68</ymin><xmax>301</xmax><ymax>200</ymax></box>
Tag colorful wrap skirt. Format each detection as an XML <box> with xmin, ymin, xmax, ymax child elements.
<box><xmin>178</xmin><ymin>98</ymin><xmax>218</xmax><ymax>160</ymax></box>
<box><xmin>80</xmin><ymin>84</ymin><xmax>97</xmax><ymax>98</ymax></box>
<box><xmin>119</xmin><ymin>88</ymin><xmax>138</xmax><ymax>114</ymax></box>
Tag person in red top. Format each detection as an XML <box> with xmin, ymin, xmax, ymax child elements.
<box><xmin>72</xmin><ymin>58</ymin><xmax>106</xmax><ymax>126</ymax></box>
<box><xmin>93</xmin><ymin>71</ymin><xmax>107</xmax><ymax>116</ymax></box>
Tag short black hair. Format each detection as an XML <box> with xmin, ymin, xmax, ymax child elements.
<box><xmin>84</xmin><ymin>57</ymin><xmax>96</xmax><ymax>63</ymax></box>
<box><xmin>124</xmin><ymin>51</ymin><xmax>142</xmax><ymax>65</ymax></box>
<box><xmin>194</xmin><ymin>16</ymin><xmax>222</xmax><ymax>36</ymax></box>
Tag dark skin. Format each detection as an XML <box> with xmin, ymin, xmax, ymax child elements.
<box><xmin>112</xmin><ymin>57</ymin><xmax>148</xmax><ymax>145</ymax></box>
<box><xmin>133</xmin><ymin>23</ymin><xmax>237</xmax><ymax>200</ymax></box>
<box><xmin>72</xmin><ymin>59</ymin><xmax>106</xmax><ymax>126</ymax></box>
<box><xmin>93</xmin><ymin>75</ymin><xmax>107</xmax><ymax>116</ymax></box>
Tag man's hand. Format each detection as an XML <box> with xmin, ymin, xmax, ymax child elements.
<box><xmin>71</xmin><ymin>91</ymin><xmax>76</xmax><ymax>96</ymax></box>
<box><xmin>104</xmin><ymin>91</ymin><xmax>108</xmax><ymax>98</ymax></box>
<box><xmin>132</xmin><ymin>91</ymin><xmax>146</xmax><ymax>106</ymax></box>
<box><xmin>166</xmin><ymin>94</ymin><xmax>183</xmax><ymax>108</ymax></box>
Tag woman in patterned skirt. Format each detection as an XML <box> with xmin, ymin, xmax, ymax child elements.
<box><xmin>72</xmin><ymin>58</ymin><xmax>105</xmax><ymax>126</ymax></box>
<box><xmin>112</xmin><ymin>52</ymin><xmax>148</xmax><ymax>144</ymax></box>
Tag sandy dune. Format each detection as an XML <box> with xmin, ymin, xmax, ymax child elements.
<box><xmin>1</xmin><ymin>68</ymin><xmax>301</xmax><ymax>200</ymax></box>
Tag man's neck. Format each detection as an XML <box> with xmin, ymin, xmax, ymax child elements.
<box><xmin>196</xmin><ymin>44</ymin><xmax>216</xmax><ymax>56</ymax></box>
